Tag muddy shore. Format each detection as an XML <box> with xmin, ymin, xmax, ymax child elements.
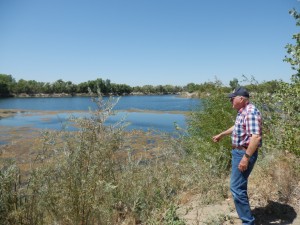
<box><xmin>0</xmin><ymin>109</ymin><xmax>176</xmax><ymax>172</ymax></box>
<box><xmin>0</xmin><ymin>109</ymin><xmax>22</xmax><ymax>118</ymax></box>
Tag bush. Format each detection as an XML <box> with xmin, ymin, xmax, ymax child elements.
<box><xmin>253</xmin><ymin>80</ymin><xmax>300</xmax><ymax>156</ymax></box>
<box><xmin>185</xmin><ymin>87</ymin><xmax>236</xmax><ymax>175</ymax></box>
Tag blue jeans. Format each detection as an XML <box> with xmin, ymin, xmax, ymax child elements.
<box><xmin>230</xmin><ymin>149</ymin><xmax>258</xmax><ymax>225</ymax></box>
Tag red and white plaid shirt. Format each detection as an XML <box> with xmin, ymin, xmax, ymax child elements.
<box><xmin>231</xmin><ymin>102</ymin><xmax>262</xmax><ymax>147</ymax></box>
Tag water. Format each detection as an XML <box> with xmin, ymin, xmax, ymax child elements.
<box><xmin>0</xmin><ymin>95</ymin><xmax>201</xmax><ymax>132</ymax></box>
<box><xmin>0</xmin><ymin>95</ymin><xmax>198</xmax><ymax>111</ymax></box>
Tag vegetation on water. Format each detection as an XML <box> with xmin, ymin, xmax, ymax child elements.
<box><xmin>0</xmin><ymin>9</ymin><xmax>300</xmax><ymax>225</ymax></box>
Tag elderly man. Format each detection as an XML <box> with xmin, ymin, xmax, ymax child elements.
<box><xmin>212</xmin><ymin>86</ymin><xmax>262</xmax><ymax>225</ymax></box>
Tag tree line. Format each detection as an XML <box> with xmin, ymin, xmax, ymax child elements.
<box><xmin>0</xmin><ymin>73</ymin><xmax>293</xmax><ymax>97</ymax></box>
<box><xmin>0</xmin><ymin>75</ymin><xmax>186</xmax><ymax>97</ymax></box>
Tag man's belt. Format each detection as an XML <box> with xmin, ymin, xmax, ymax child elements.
<box><xmin>232</xmin><ymin>145</ymin><xmax>247</xmax><ymax>151</ymax></box>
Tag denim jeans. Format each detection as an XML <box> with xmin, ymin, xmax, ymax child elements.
<box><xmin>230</xmin><ymin>149</ymin><xmax>258</xmax><ymax>225</ymax></box>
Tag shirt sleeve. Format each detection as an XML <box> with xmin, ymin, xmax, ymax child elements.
<box><xmin>245</xmin><ymin>110</ymin><xmax>262</xmax><ymax>135</ymax></box>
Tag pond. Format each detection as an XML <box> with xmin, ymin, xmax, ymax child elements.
<box><xmin>0</xmin><ymin>95</ymin><xmax>201</xmax><ymax>133</ymax></box>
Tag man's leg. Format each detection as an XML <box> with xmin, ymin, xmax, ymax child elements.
<box><xmin>230</xmin><ymin>149</ymin><xmax>257</xmax><ymax>225</ymax></box>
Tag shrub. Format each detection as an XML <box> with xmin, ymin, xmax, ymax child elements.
<box><xmin>185</xmin><ymin>85</ymin><xmax>235</xmax><ymax>175</ymax></box>
<box><xmin>253</xmin><ymin>80</ymin><xmax>300</xmax><ymax>156</ymax></box>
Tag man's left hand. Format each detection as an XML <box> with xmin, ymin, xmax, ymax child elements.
<box><xmin>238</xmin><ymin>157</ymin><xmax>249</xmax><ymax>172</ymax></box>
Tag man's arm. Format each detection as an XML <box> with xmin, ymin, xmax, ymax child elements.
<box><xmin>212</xmin><ymin>125</ymin><xmax>234</xmax><ymax>143</ymax></box>
<box><xmin>245</xmin><ymin>134</ymin><xmax>261</xmax><ymax>157</ymax></box>
<box><xmin>238</xmin><ymin>134</ymin><xmax>261</xmax><ymax>172</ymax></box>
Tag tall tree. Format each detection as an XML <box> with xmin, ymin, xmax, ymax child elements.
<box><xmin>52</xmin><ymin>79</ymin><xmax>66</xmax><ymax>93</ymax></box>
<box><xmin>229</xmin><ymin>78</ymin><xmax>239</xmax><ymax>90</ymax></box>
<box><xmin>0</xmin><ymin>74</ymin><xmax>15</xmax><ymax>96</ymax></box>
<box><xmin>284</xmin><ymin>8</ymin><xmax>300</xmax><ymax>82</ymax></box>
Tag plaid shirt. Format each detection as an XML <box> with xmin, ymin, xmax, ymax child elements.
<box><xmin>231</xmin><ymin>102</ymin><xmax>262</xmax><ymax>147</ymax></box>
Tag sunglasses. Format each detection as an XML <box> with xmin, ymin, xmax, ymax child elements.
<box><xmin>230</xmin><ymin>97</ymin><xmax>235</xmax><ymax>102</ymax></box>
<box><xmin>230</xmin><ymin>96</ymin><xmax>244</xmax><ymax>102</ymax></box>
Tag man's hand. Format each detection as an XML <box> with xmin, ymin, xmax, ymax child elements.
<box><xmin>212</xmin><ymin>126</ymin><xmax>234</xmax><ymax>143</ymax></box>
<box><xmin>238</xmin><ymin>156</ymin><xmax>249</xmax><ymax>172</ymax></box>
<box><xmin>212</xmin><ymin>134</ymin><xmax>222</xmax><ymax>143</ymax></box>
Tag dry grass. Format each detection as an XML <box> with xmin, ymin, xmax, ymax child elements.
<box><xmin>249</xmin><ymin>151</ymin><xmax>300</xmax><ymax>208</ymax></box>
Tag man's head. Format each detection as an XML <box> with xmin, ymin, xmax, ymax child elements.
<box><xmin>228</xmin><ymin>86</ymin><xmax>249</xmax><ymax>98</ymax></box>
<box><xmin>228</xmin><ymin>86</ymin><xmax>250</xmax><ymax>110</ymax></box>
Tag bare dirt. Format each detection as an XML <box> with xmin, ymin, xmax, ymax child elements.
<box><xmin>176</xmin><ymin>193</ymin><xmax>300</xmax><ymax>225</ymax></box>
<box><xmin>176</xmin><ymin>174</ymin><xmax>300</xmax><ymax>225</ymax></box>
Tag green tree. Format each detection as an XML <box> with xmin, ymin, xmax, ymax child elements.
<box><xmin>14</xmin><ymin>79</ymin><xmax>28</xmax><ymax>94</ymax></box>
<box><xmin>26</xmin><ymin>80</ymin><xmax>41</xmax><ymax>94</ymax></box>
<box><xmin>185</xmin><ymin>83</ymin><xmax>196</xmax><ymax>93</ymax></box>
<box><xmin>0</xmin><ymin>74</ymin><xmax>15</xmax><ymax>96</ymax></box>
<box><xmin>52</xmin><ymin>79</ymin><xmax>66</xmax><ymax>93</ymax></box>
<box><xmin>42</xmin><ymin>82</ymin><xmax>54</xmax><ymax>94</ymax></box>
<box><xmin>155</xmin><ymin>85</ymin><xmax>164</xmax><ymax>93</ymax></box>
<box><xmin>132</xmin><ymin>86</ymin><xmax>142</xmax><ymax>93</ymax></box>
<box><xmin>94</xmin><ymin>78</ymin><xmax>106</xmax><ymax>93</ymax></box>
<box><xmin>64</xmin><ymin>81</ymin><xmax>77</xmax><ymax>94</ymax></box>
<box><xmin>105</xmin><ymin>79</ymin><xmax>111</xmax><ymax>93</ymax></box>
<box><xmin>284</xmin><ymin>8</ymin><xmax>300</xmax><ymax>82</ymax></box>
<box><xmin>77</xmin><ymin>81</ymin><xmax>89</xmax><ymax>93</ymax></box>
<box><xmin>229</xmin><ymin>78</ymin><xmax>239</xmax><ymax>90</ymax></box>
<box><xmin>141</xmin><ymin>85</ymin><xmax>155</xmax><ymax>94</ymax></box>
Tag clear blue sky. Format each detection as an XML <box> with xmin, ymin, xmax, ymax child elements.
<box><xmin>0</xmin><ymin>0</ymin><xmax>299</xmax><ymax>86</ymax></box>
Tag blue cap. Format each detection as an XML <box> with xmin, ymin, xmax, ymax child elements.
<box><xmin>228</xmin><ymin>86</ymin><xmax>250</xmax><ymax>98</ymax></box>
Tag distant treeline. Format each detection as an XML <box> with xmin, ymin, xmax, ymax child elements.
<box><xmin>0</xmin><ymin>74</ymin><xmax>184</xmax><ymax>97</ymax></box>
<box><xmin>0</xmin><ymin>73</ymin><xmax>289</xmax><ymax>97</ymax></box>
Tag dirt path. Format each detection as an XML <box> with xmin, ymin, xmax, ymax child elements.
<box><xmin>176</xmin><ymin>193</ymin><xmax>300</xmax><ymax>225</ymax></box>
<box><xmin>177</xmin><ymin>195</ymin><xmax>238</xmax><ymax>224</ymax></box>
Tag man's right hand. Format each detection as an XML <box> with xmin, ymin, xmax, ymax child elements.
<box><xmin>212</xmin><ymin>134</ymin><xmax>222</xmax><ymax>143</ymax></box>
<box><xmin>212</xmin><ymin>126</ymin><xmax>234</xmax><ymax>143</ymax></box>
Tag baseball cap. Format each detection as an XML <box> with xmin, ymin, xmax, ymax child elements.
<box><xmin>228</xmin><ymin>86</ymin><xmax>250</xmax><ymax>98</ymax></box>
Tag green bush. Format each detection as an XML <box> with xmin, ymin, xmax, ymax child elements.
<box><xmin>185</xmin><ymin>87</ymin><xmax>235</xmax><ymax>175</ymax></box>
<box><xmin>253</xmin><ymin>80</ymin><xmax>300</xmax><ymax>156</ymax></box>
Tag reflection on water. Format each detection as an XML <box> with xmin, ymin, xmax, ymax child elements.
<box><xmin>0</xmin><ymin>111</ymin><xmax>187</xmax><ymax>133</ymax></box>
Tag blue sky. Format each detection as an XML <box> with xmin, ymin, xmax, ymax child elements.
<box><xmin>0</xmin><ymin>0</ymin><xmax>299</xmax><ymax>86</ymax></box>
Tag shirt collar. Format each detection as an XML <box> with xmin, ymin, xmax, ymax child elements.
<box><xmin>238</xmin><ymin>102</ymin><xmax>250</xmax><ymax>114</ymax></box>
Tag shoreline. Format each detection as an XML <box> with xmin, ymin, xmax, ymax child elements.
<box><xmin>0</xmin><ymin>108</ymin><xmax>190</xmax><ymax>119</ymax></box>
<box><xmin>1</xmin><ymin>91</ymin><xmax>200</xmax><ymax>99</ymax></box>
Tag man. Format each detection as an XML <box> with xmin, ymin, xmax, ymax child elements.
<box><xmin>212</xmin><ymin>86</ymin><xmax>262</xmax><ymax>225</ymax></box>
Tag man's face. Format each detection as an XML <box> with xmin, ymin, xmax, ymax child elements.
<box><xmin>230</xmin><ymin>96</ymin><xmax>244</xmax><ymax>110</ymax></box>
